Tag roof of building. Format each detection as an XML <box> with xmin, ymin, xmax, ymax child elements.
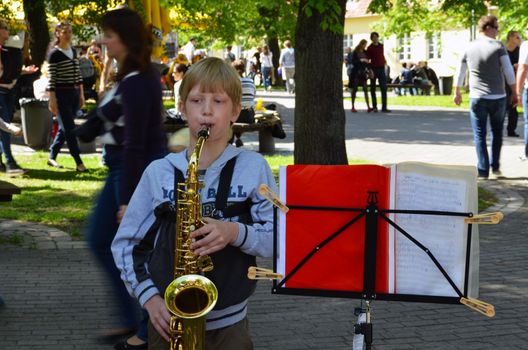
<box><xmin>345</xmin><ymin>0</ymin><xmax>377</xmax><ymax>18</ymax></box>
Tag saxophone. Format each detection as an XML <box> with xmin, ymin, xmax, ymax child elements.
<box><xmin>164</xmin><ymin>127</ymin><xmax>218</xmax><ymax>350</ymax></box>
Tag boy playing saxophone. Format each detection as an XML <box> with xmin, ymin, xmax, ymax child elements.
<box><xmin>112</xmin><ymin>57</ymin><xmax>276</xmax><ymax>349</ymax></box>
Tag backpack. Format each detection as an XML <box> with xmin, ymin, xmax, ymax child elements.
<box><xmin>78</xmin><ymin>56</ymin><xmax>95</xmax><ymax>79</ymax></box>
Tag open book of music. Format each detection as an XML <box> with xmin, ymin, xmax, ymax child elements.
<box><xmin>276</xmin><ymin>162</ymin><xmax>479</xmax><ymax>301</ymax></box>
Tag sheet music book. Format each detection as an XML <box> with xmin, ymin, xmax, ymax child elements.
<box><xmin>277</xmin><ymin>162</ymin><xmax>479</xmax><ymax>300</ymax></box>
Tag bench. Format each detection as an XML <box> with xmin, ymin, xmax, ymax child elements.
<box><xmin>0</xmin><ymin>180</ymin><xmax>21</xmax><ymax>202</ymax></box>
<box><xmin>386</xmin><ymin>83</ymin><xmax>432</xmax><ymax>95</ymax></box>
<box><xmin>164</xmin><ymin>110</ymin><xmax>282</xmax><ymax>153</ymax></box>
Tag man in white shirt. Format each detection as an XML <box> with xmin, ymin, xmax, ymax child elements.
<box><xmin>515</xmin><ymin>29</ymin><xmax>528</xmax><ymax>160</ymax></box>
<box><xmin>181</xmin><ymin>38</ymin><xmax>196</xmax><ymax>64</ymax></box>
<box><xmin>279</xmin><ymin>40</ymin><xmax>295</xmax><ymax>94</ymax></box>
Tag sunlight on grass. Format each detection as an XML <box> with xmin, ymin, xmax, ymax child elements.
<box><xmin>0</xmin><ymin>152</ymin><xmax>106</xmax><ymax>238</ymax></box>
<box><xmin>346</xmin><ymin>90</ymin><xmax>470</xmax><ymax>109</ymax></box>
<box><xmin>0</xmin><ymin>151</ymin><xmax>495</xmax><ymax>238</ymax></box>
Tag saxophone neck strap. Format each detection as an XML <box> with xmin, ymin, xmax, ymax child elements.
<box><xmin>173</xmin><ymin>166</ymin><xmax>185</xmax><ymax>206</ymax></box>
<box><xmin>215</xmin><ymin>156</ymin><xmax>252</xmax><ymax>219</ymax></box>
<box><xmin>215</xmin><ymin>157</ymin><xmax>237</xmax><ymax>210</ymax></box>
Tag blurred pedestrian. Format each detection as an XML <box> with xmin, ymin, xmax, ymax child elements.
<box><xmin>181</xmin><ymin>37</ymin><xmax>196</xmax><ymax>63</ymax></box>
<box><xmin>172</xmin><ymin>63</ymin><xmax>188</xmax><ymax>115</ymax></box>
<box><xmin>33</xmin><ymin>61</ymin><xmax>50</xmax><ymax>100</ymax></box>
<box><xmin>0</xmin><ymin>18</ymin><xmax>30</xmax><ymax>175</ymax></box>
<box><xmin>515</xmin><ymin>30</ymin><xmax>528</xmax><ymax>160</ymax></box>
<box><xmin>231</xmin><ymin>58</ymin><xmax>256</xmax><ymax>147</ymax></box>
<box><xmin>86</xmin><ymin>8</ymin><xmax>167</xmax><ymax>350</ymax></box>
<box><xmin>46</xmin><ymin>21</ymin><xmax>87</xmax><ymax>171</ymax></box>
<box><xmin>366</xmin><ymin>32</ymin><xmax>390</xmax><ymax>112</ymax></box>
<box><xmin>349</xmin><ymin>39</ymin><xmax>373</xmax><ymax>113</ymax></box>
<box><xmin>453</xmin><ymin>15</ymin><xmax>516</xmax><ymax>178</ymax></box>
<box><xmin>505</xmin><ymin>30</ymin><xmax>521</xmax><ymax>137</ymax></box>
<box><xmin>261</xmin><ymin>45</ymin><xmax>273</xmax><ymax>92</ymax></box>
<box><xmin>225</xmin><ymin>45</ymin><xmax>236</xmax><ymax>63</ymax></box>
<box><xmin>279</xmin><ymin>40</ymin><xmax>295</xmax><ymax>94</ymax></box>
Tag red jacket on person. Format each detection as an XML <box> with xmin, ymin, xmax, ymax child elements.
<box><xmin>366</xmin><ymin>43</ymin><xmax>386</xmax><ymax>68</ymax></box>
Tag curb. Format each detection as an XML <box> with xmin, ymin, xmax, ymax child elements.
<box><xmin>0</xmin><ymin>219</ymin><xmax>87</xmax><ymax>250</ymax></box>
<box><xmin>0</xmin><ymin>181</ymin><xmax>524</xmax><ymax>251</ymax></box>
<box><xmin>479</xmin><ymin>179</ymin><xmax>525</xmax><ymax>215</ymax></box>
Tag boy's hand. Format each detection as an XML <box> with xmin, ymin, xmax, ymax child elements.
<box><xmin>189</xmin><ymin>218</ymin><xmax>239</xmax><ymax>256</ymax></box>
<box><xmin>117</xmin><ymin>205</ymin><xmax>127</xmax><ymax>223</ymax></box>
<box><xmin>144</xmin><ymin>294</ymin><xmax>171</xmax><ymax>342</ymax></box>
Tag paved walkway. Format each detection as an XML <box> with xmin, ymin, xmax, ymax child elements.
<box><xmin>1</xmin><ymin>92</ymin><xmax>527</xmax><ymax>349</ymax></box>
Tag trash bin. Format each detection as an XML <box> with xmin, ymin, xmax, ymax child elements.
<box><xmin>19</xmin><ymin>98</ymin><xmax>53</xmax><ymax>149</ymax></box>
<box><xmin>439</xmin><ymin>76</ymin><xmax>453</xmax><ymax>95</ymax></box>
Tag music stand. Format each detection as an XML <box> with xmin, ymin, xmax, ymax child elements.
<box><xmin>267</xmin><ymin>190</ymin><xmax>492</xmax><ymax>349</ymax></box>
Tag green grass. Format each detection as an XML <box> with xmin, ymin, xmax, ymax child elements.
<box><xmin>347</xmin><ymin>90</ymin><xmax>468</xmax><ymax>109</ymax></box>
<box><xmin>0</xmin><ymin>152</ymin><xmax>106</xmax><ymax>238</ymax></box>
<box><xmin>0</xmin><ymin>233</ymin><xmax>24</xmax><ymax>246</ymax></box>
<box><xmin>0</xmin><ymin>152</ymin><xmax>496</xmax><ymax>238</ymax></box>
<box><xmin>478</xmin><ymin>186</ymin><xmax>497</xmax><ymax>212</ymax></box>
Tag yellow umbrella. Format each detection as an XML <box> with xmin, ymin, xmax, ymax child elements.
<box><xmin>128</xmin><ymin>0</ymin><xmax>171</xmax><ymax>58</ymax></box>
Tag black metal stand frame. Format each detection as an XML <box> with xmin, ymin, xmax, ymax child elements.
<box><xmin>271</xmin><ymin>191</ymin><xmax>475</xmax><ymax>349</ymax></box>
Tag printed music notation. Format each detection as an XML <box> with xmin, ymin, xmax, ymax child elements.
<box><xmin>393</xmin><ymin>171</ymin><xmax>467</xmax><ymax>296</ymax></box>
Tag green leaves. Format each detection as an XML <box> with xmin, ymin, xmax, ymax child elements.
<box><xmin>302</xmin><ymin>0</ymin><xmax>344</xmax><ymax>34</ymax></box>
<box><xmin>368</xmin><ymin>0</ymin><xmax>528</xmax><ymax>40</ymax></box>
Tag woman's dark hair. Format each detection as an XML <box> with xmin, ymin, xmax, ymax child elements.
<box><xmin>101</xmin><ymin>8</ymin><xmax>152</xmax><ymax>81</ymax></box>
<box><xmin>354</xmin><ymin>39</ymin><xmax>367</xmax><ymax>53</ymax></box>
<box><xmin>478</xmin><ymin>15</ymin><xmax>498</xmax><ymax>33</ymax></box>
<box><xmin>174</xmin><ymin>63</ymin><xmax>188</xmax><ymax>75</ymax></box>
<box><xmin>53</xmin><ymin>21</ymin><xmax>71</xmax><ymax>46</ymax></box>
<box><xmin>231</xmin><ymin>59</ymin><xmax>245</xmax><ymax>76</ymax></box>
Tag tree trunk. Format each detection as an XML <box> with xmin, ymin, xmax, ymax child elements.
<box><xmin>23</xmin><ymin>0</ymin><xmax>50</xmax><ymax>68</ymax></box>
<box><xmin>294</xmin><ymin>0</ymin><xmax>348</xmax><ymax>165</ymax></box>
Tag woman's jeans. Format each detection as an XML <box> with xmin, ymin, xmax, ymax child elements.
<box><xmin>87</xmin><ymin>165</ymin><xmax>146</xmax><ymax>335</ymax></box>
<box><xmin>469</xmin><ymin>97</ymin><xmax>506</xmax><ymax>176</ymax></box>
<box><xmin>49</xmin><ymin>88</ymin><xmax>83</xmax><ymax>165</ymax></box>
<box><xmin>262</xmin><ymin>66</ymin><xmax>272</xmax><ymax>90</ymax></box>
<box><xmin>0</xmin><ymin>90</ymin><xmax>16</xmax><ymax>165</ymax></box>
<box><xmin>369</xmin><ymin>67</ymin><xmax>388</xmax><ymax>110</ymax></box>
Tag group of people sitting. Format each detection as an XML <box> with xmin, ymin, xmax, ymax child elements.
<box><xmin>166</xmin><ymin>56</ymin><xmax>260</xmax><ymax>148</ymax></box>
<box><xmin>393</xmin><ymin>61</ymin><xmax>439</xmax><ymax>96</ymax></box>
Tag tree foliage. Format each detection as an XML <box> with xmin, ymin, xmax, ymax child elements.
<box><xmin>368</xmin><ymin>0</ymin><xmax>528</xmax><ymax>40</ymax></box>
<box><xmin>367</xmin><ymin>0</ymin><xmax>488</xmax><ymax>37</ymax></box>
<box><xmin>166</xmin><ymin>0</ymin><xmax>297</xmax><ymax>47</ymax></box>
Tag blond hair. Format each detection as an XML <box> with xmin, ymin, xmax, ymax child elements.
<box><xmin>179</xmin><ymin>57</ymin><xmax>242</xmax><ymax>109</ymax></box>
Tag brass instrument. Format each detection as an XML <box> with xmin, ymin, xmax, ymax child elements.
<box><xmin>164</xmin><ymin>127</ymin><xmax>218</xmax><ymax>350</ymax></box>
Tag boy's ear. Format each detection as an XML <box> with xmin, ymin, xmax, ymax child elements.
<box><xmin>231</xmin><ymin>104</ymin><xmax>242</xmax><ymax>123</ymax></box>
<box><xmin>178</xmin><ymin>100</ymin><xmax>186</xmax><ymax>116</ymax></box>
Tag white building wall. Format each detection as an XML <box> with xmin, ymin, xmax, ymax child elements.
<box><xmin>345</xmin><ymin>15</ymin><xmax>472</xmax><ymax>80</ymax></box>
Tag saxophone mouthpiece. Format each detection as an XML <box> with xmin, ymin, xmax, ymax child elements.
<box><xmin>198</xmin><ymin>126</ymin><xmax>210</xmax><ymax>139</ymax></box>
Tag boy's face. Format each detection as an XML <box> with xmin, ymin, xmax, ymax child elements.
<box><xmin>180</xmin><ymin>83</ymin><xmax>241</xmax><ymax>142</ymax></box>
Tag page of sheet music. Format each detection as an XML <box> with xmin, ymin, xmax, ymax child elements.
<box><xmin>393</xmin><ymin>170</ymin><xmax>467</xmax><ymax>297</ymax></box>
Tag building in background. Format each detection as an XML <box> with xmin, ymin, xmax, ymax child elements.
<box><xmin>344</xmin><ymin>0</ymin><xmax>471</xmax><ymax>93</ymax></box>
